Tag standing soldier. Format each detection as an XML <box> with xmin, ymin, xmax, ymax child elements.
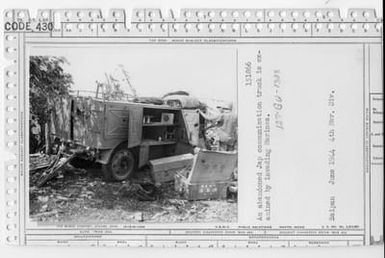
<box><xmin>30</xmin><ymin>115</ymin><xmax>42</xmax><ymax>153</ymax></box>
<box><xmin>199</xmin><ymin>102</ymin><xmax>237</xmax><ymax>151</ymax></box>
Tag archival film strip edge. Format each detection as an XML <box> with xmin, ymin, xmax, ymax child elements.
<box><xmin>3</xmin><ymin>8</ymin><xmax>384</xmax><ymax>247</ymax></box>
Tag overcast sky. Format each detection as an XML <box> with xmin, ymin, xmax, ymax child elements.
<box><xmin>30</xmin><ymin>45</ymin><xmax>237</xmax><ymax>103</ymax></box>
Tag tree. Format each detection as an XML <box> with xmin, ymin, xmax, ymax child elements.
<box><xmin>29</xmin><ymin>56</ymin><xmax>73</xmax><ymax>126</ymax></box>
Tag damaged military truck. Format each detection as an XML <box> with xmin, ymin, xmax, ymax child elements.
<box><xmin>48</xmin><ymin>94</ymin><xmax>205</xmax><ymax>181</ymax></box>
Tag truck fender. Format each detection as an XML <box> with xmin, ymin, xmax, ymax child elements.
<box><xmin>96</xmin><ymin>141</ymin><xmax>136</xmax><ymax>165</ymax></box>
<box><xmin>96</xmin><ymin>148</ymin><xmax>114</xmax><ymax>164</ymax></box>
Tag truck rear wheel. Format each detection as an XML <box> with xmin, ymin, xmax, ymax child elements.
<box><xmin>102</xmin><ymin>147</ymin><xmax>136</xmax><ymax>181</ymax></box>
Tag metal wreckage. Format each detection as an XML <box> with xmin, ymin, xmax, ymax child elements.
<box><xmin>33</xmin><ymin>91</ymin><xmax>238</xmax><ymax>201</ymax></box>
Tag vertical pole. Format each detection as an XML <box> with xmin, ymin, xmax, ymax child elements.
<box><xmin>96</xmin><ymin>81</ymin><xmax>100</xmax><ymax>98</ymax></box>
<box><xmin>45</xmin><ymin>122</ymin><xmax>51</xmax><ymax>154</ymax></box>
<box><xmin>105</xmin><ymin>73</ymin><xmax>111</xmax><ymax>100</ymax></box>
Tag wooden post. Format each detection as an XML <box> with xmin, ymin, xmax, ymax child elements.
<box><xmin>95</xmin><ymin>81</ymin><xmax>100</xmax><ymax>98</ymax></box>
<box><xmin>45</xmin><ymin>122</ymin><xmax>51</xmax><ymax>154</ymax></box>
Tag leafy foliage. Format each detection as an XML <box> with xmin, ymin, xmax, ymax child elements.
<box><xmin>104</xmin><ymin>75</ymin><xmax>126</xmax><ymax>101</ymax></box>
<box><xmin>29</xmin><ymin>56</ymin><xmax>73</xmax><ymax>125</ymax></box>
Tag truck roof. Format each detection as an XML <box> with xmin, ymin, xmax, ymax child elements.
<box><xmin>71</xmin><ymin>95</ymin><xmax>182</xmax><ymax>110</ymax></box>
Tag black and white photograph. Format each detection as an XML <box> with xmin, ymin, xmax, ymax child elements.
<box><xmin>28</xmin><ymin>46</ymin><xmax>238</xmax><ymax>223</ymax></box>
<box><xmin>1</xmin><ymin>3</ymin><xmax>383</xmax><ymax>255</ymax></box>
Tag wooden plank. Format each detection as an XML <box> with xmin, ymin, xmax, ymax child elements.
<box><xmin>142</xmin><ymin>123</ymin><xmax>178</xmax><ymax>127</ymax></box>
<box><xmin>149</xmin><ymin>153</ymin><xmax>194</xmax><ymax>183</ymax></box>
<box><xmin>141</xmin><ymin>139</ymin><xmax>176</xmax><ymax>146</ymax></box>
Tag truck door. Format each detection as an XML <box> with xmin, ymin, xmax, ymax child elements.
<box><xmin>127</xmin><ymin>106</ymin><xmax>143</xmax><ymax>148</ymax></box>
<box><xmin>181</xmin><ymin>110</ymin><xmax>200</xmax><ymax>146</ymax></box>
<box><xmin>104</xmin><ymin>103</ymin><xmax>130</xmax><ymax>139</ymax></box>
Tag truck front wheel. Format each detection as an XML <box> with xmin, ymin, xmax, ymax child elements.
<box><xmin>102</xmin><ymin>147</ymin><xmax>136</xmax><ymax>181</ymax></box>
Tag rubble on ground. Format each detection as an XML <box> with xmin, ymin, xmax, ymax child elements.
<box><xmin>29</xmin><ymin>156</ymin><xmax>237</xmax><ymax>223</ymax></box>
<box><xmin>29</xmin><ymin>153</ymin><xmax>55</xmax><ymax>173</ymax></box>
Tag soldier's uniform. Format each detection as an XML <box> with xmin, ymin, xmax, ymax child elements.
<box><xmin>216</xmin><ymin>112</ymin><xmax>237</xmax><ymax>151</ymax></box>
<box><xmin>30</xmin><ymin>116</ymin><xmax>41</xmax><ymax>153</ymax></box>
<box><xmin>199</xmin><ymin>102</ymin><xmax>237</xmax><ymax>151</ymax></box>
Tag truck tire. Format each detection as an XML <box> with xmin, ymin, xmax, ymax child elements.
<box><xmin>102</xmin><ymin>146</ymin><xmax>136</xmax><ymax>181</ymax></box>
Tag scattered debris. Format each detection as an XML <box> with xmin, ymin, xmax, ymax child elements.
<box><xmin>134</xmin><ymin>212</ymin><xmax>144</xmax><ymax>222</ymax></box>
<box><xmin>167</xmin><ymin>199</ymin><xmax>187</xmax><ymax>207</ymax></box>
<box><xmin>34</xmin><ymin>150</ymin><xmax>78</xmax><ymax>187</ymax></box>
<box><xmin>29</xmin><ymin>148</ymin><xmax>237</xmax><ymax>223</ymax></box>
<box><xmin>151</xmin><ymin>210</ymin><xmax>168</xmax><ymax>220</ymax></box>
<box><xmin>29</xmin><ymin>154</ymin><xmax>55</xmax><ymax>174</ymax></box>
<box><xmin>37</xmin><ymin>196</ymin><xmax>49</xmax><ymax>203</ymax></box>
<box><xmin>29</xmin><ymin>165</ymin><xmax>237</xmax><ymax>223</ymax></box>
<box><xmin>31</xmin><ymin>210</ymin><xmax>59</xmax><ymax>218</ymax></box>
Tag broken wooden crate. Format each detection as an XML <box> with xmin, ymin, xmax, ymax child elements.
<box><xmin>175</xmin><ymin>149</ymin><xmax>237</xmax><ymax>200</ymax></box>
<box><xmin>149</xmin><ymin>153</ymin><xmax>194</xmax><ymax>184</ymax></box>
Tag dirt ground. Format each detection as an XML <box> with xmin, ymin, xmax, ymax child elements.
<box><xmin>29</xmin><ymin>158</ymin><xmax>237</xmax><ymax>224</ymax></box>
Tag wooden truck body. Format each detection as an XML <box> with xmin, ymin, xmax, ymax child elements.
<box><xmin>49</xmin><ymin>95</ymin><xmax>204</xmax><ymax>180</ymax></box>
